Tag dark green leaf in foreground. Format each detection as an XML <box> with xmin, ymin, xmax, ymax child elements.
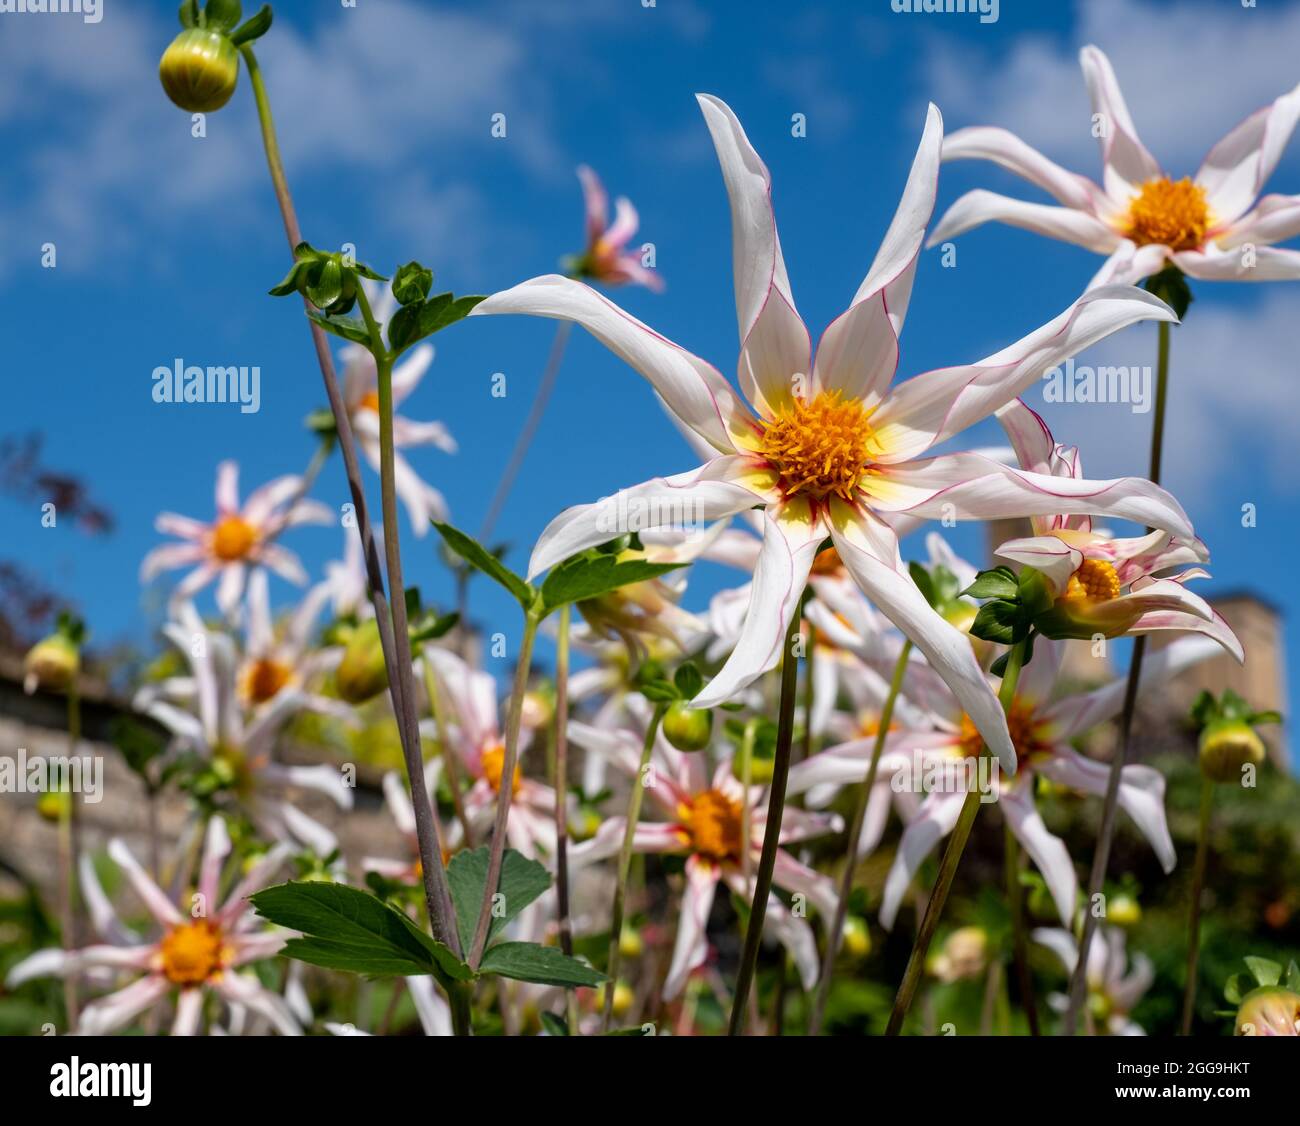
<box><xmin>478</xmin><ymin>942</ymin><xmax>605</xmax><ymax>988</ymax></box>
<box><xmin>446</xmin><ymin>847</ymin><xmax>551</xmax><ymax>955</ymax></box>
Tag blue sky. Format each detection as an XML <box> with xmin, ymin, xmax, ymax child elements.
<box><xmin>4</xmin><ymin>0</ymin><xmax>1297</xmax><ymax>760</ymax></box>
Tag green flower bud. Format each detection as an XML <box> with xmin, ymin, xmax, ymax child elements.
<box><xmin>335</xmin><ymin>619</ymin><xmax>389</xmax><ymax>705</ymax></box>
<box><xmin>37</xmin><ymin>790</ymin><xmax>70</xmax><ymax>823</ymax></box>
<box><xmin>1199</xmin><ymin>718</ymin><xmax>1266</xmax><ymax>784</ymax></box>
<box><xmin>663</xmin><ymin>702</ymin><xmax>712</xmax><ymax>752</ymax></box>
<box><xmin>1108</xmin><ymin>892</ymin><xmax>1142</xmax><ymax>929</ymax></box>
<box><xmin>159</xmin><ymin>29</ymin><xmax>240</xmax><ymax>114</ymax></box>
<box><xmin>732</xmin><ymin>732</ymin><xmax>776</xmax><ymax>785</ymax></box>
<box><xmin>1235</xmin><ymin>986</ymin><xmax>1300</xmax><ymax>1036</ymax></box>
<box><xmin>843</xmin><ymin>916</ymin><xmax>872</xmax><ymax>959</ymax></box>
<box><xmin>23</xmin><ymin>633</ymin><xmax>80</xmax><ymax>695</ymax></box>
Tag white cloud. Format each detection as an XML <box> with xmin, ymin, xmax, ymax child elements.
<box><xmin>923</xmin><ymin>0</ymin><xmax>1300</xmax><ymax>176</ymax></box>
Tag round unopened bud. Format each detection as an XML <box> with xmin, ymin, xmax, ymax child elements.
<box><xmin>521</xmin><ymin>688</ymin><xmax>554</xmax><ymax>730</ymax></box>
<box><xmin>1235</xmin><ymin>986</ymin><xmax>1300</xmax><ymax>1036</ymax></box>
<box><xmin>335</xmin><ymin>619</ymin><xmax>389</xmax><ymax>705</ymax></box>
<box><xmin>595</xmin><ymin>981</ymin><xmax>634</xmax><ymax>1018</ymax></box>
<box><xmin>732</xmin><ymin>736</ymin><xmax>775</xmax><ymax>785</ymax></box>
<box><xmin>1199</xmin><ymin>718</ymin><xmax>1266</xmax><ymax>784</ymax></box>
<box><xmin>159</xmin><ymin>29</ymin><xmax>240</xmax><ymax>114</ymax></box>
<box><xmin>662</xmin><ymin>702</ymin><xmax>712</xmax><ymax>752</ymax></box>
<box><xmin>843</xmin><ymin>916</ymin><xmax>872</xmax><ymax>959</ymax></box>
<box><xmin>618</xmin><ymin>926</ymin><xmax>643</xmax><ymax>959</ymax></box>
<box><xmin>1108</xmin><ymin>892</ymin><xmax>1142</xmax><ymax>929</ymax></box>
<box><xmin>24</xmin><ymin>633</ymin><xmax>80</xmax><ymax>695</ymax></box>
<box><xmin>37</xmin><ymin>790</ymin><xmax>70</xmax><ymax>823</ymax></box>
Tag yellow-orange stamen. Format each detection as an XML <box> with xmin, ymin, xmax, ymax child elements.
<box><xmin>1064</xmin><ymin>558</ymin><xmax>1122</xmax><ymax>603</ymax></box>
<box><xmin>679</xmin><ymin>789</ymin><xmax>745</xmax><ymax>863</ymax></box>
<box><xmin>757</xmin><ymin>391</ymin><xmax>876</xmax><ymax>502</ymax></box>
<box><xmin>481</xmin><ymin>742</ymin><xmax>521</xmax><ymax>796</ymax></box>
<box><xmin>159</xmin><ymin>919</ymin><xmax>226</xmax><ymax>986</ymax></box>
<box><xmin>241</xmin><ymin>657</ymin><xmax>293</xmax><ymax>704</ymax></box>
<box><xmin>957</xmin><ymin>699</ymin><xmax>1049</xmax><ymax>764</ymax></box>
<box><xmin>1125</xmin><ymin>177</ymin><xmax>1209</xmax><ymax>251</ymax></box>
<box><xmin>211</xmin><ymin>515</ymin><xmax>257</xmax><ymax>561</ymax></box>
<box><xmin>358</xmin><ymin>389</ymin><xmax>381</xmax><ymax>413</ymax></box>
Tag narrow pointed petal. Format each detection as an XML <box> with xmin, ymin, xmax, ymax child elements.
<box><xmin>928</xmin><ymin>190</ymin><xmax>1121</xmax><ymax>253</ymax></box>
<box><xmin>109</xmin><ymin>838</ymin><xmax>182</xmax><ymax>927</ymax></box>
<box><xmin>662</xmin><ymin>857</ymin><xmax>720</xmax><ymax>1000</ymax></box>
<box><xmin>1002</xmin><ymin>786</ymin><xmax>1077</xmax><ymax>926</ymax></box>
<box><xmin>941</xmin><ymin>125</ymin><xmax>1104</xmax><ymax>213</ymax></box>
<box><xmin>1196</xmin><ymin>81</ymin><xmax>1300</xmax><ymax>225</ymax></box>
<box><xmin>1079</xmin><ymin>45</ymin><xmax>1161</xmax><ymax>200</ymax></box>
<box><xmin>879</xmin><ymin>790</ymin><xmax>966</xmax><ymax>930</ymax></box>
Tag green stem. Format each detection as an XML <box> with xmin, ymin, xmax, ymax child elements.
<box><xmin>886</xmin><ymin>636</ymin><xmax>1027</xmax><ymax>1036</ymax></box>
<box><xmin>1180</xmin><ymin>779</ymin><xmax>1215</xmax><ymax>1035</ymax></box>
<box><xmin>1065</xmin><ymin>315</ymin><xmax>1173</xmax><ymax>1032</ymax></box>
<box><xmin>553</xmin><ymin>605</ymin><xmax>579</xmax><ymax>1033</ymax></box>
<box><xmin>62</xmin><ymin>686</ymin><xmax>82</xmax><ymax>1027</ymax></box>
<box><xmin>1004</xmin><ymin>823</ymin><xmax>1040</xmax><ymax>1035</ymax></box>
<box><xmin>602</xmin><ymin>703</ymin><xmax>667</xmax><ymax>1033</ymax></box>
<box><xmin>357</xmin><ymin>285</ymin><xmax>460</xmax><ymax>961</ymax></box>
<box><xmin>728</xmin><ymin>601</ymin><xmax>804</xmax><ymax>1036</ymax></box>
<box><xmin>809</xmin><ymin>639</ymin><xmax>912</xmax><ymax>1036</ymax></box>
<box><xmin>466</xmin><ymin>610</ymin><xmax>541</xmax><ymax>969</ymax></box>
<box><xmin>448</xmin><ymin>980</ymin><xmax>474</xmax><ymax>1038</ymax></box>
<box><xmin>422</xmin><ymin>647</ymin><xmax>474</xmax><ymax>849</ymax></box>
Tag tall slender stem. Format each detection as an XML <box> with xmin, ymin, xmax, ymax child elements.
<box><xmin>602</xmin><ymin>704</ymin><xmax>667</xmax><ymax>1032</ymax></box>
<box><xmin>357</xmin><ymin>285</ymin><xmax>460</xmax><ymax>957</ymax></box>
<box><xmin>1180</xmin><ymin>779</ymin><xmax>1215</xmax><ymax>1035</ymax></box>
<box><xmin>240</xmin><ymin>45</ymin><xmax>459</xmax><ymax>960</ymax></box>
<box><xmin>552</xmin><ymin>606</ymin><xmax>579</xmax><ymax>1032</ymax></box>
<box><xmin>886</xmin><ymin>637</ymin><xmax>1027</xmax><ymax>1036</ymax></box>
<box><xmin>1064</xmin><ymin>316</ymin><xmax>1172</xmax><ymax>1032</ymax></box>
<box><xmin>477</xmin><ymin>321</ymin><xmax>573</xmax><ymax>545</ymax></box>
<box><xmin>728</xmin><ymin>602</ymin><xmax>804</xmax><ymax>1036</ymax></box>
<box><xmin>809</xmin><ymin>640</ymin><xmax>912</xmax><ymax>1035</ymax></box>
<box><xmin>467</xmin><ymin>611</ymin><xmax>541</xmax><ymax>968</ymax></box>
<box><xmin>1004</xmin><ymin>823</ymin><xmax>1040</xmax><ymax>1035</ymax></box>
<box><xmin>422</xmin><ymin>650</ymin><xmax>474</xmax><ymax>849</ymax></box>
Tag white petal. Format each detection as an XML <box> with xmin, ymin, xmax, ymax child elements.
<box><xmin>927</xmin><ymin>190</ymin><xmax>1121</xmax><ymax>253</ymax></box>
<box><xmin>879</xmin><ymin>790</ymin><xmax>966</xmax><ymax>930</ymax></box>
<box><xmin>1196</xmin><ymin>81</ymin><xmax>1300</xmax><ymax>224</ymax></box>
<box><xmin>1079</xmin><ymin>45</ymin><xmax>1161</xmax><ymax>201</ymax></box>
<box><xmin>940</xmin><ymin>125</ymin><xmax>1103</xmax><ymax>213</ymax></box>
<box><xmin>1003</xmin><ymin>786</ymin><xmax>1077</xmax><ymax>926</ymax></box>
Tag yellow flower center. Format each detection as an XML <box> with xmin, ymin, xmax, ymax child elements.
<box><xmin>958</xmin><ymin>699</ymin><xmax>1048</xmax><ymax>764</ymax></box>
<box><xmin>1064</xmin><ymin>558</ymin><xmax>1122</xmax><ymax>603</ymax></box>
<box><xmin>757</xmin><ymin>391</ymin><xmax>877</xmax><ymax>501</ymax></box>
<box><xmin>159</xmin><ymin>919</ymin><xmax>226</xmax><ymax>986</ymax></box>
<box><xmin>679</xmin><ymin>788</ymin><xmax>745</xmax><ymax>863</ymax></box>
<box><xmin>241</xmin><ymin>657</ymin><xmax>294</xmax><ymax>704</ymax></box>
<box><xmin>481</xmin><ymin>742</ymin><xmax>521</xmax><ymax>796</ymax></box>
<box><xmin>211</xmin><ymin>514</ymin><xmax>257</xmax><ymax>561</ymax></box>
<box><xmin>1125</xmin><ymin>176</ymin><xmax>1209</xmax><ymax>251</ymax></box>
<box><xmin>358</xmin><ymin>389</ymin><xmax>381</xmax><ymax>413</ymax></box>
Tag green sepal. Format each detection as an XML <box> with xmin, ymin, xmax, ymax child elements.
<box><xmin>229</xmin><ymin>3</ymin><xmax>272</xmax><ymax>46</ymax></box>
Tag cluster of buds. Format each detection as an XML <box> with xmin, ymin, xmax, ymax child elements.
<box><xmin>159</xmin><ymin>1</ymin><xmax>273</xmax><ymax>115</ymax></box>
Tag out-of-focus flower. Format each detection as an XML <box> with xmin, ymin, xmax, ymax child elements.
<box><xmin>994</xmin><ymin>401</ymin><xmax>1241</xmax><ymax>657</ymax></box>
<box><xmin>238</xmin><ymin>570</ymin><xmax>338</xmax><ymax>711</ymax></box>
<box><xmin>569</xmin><ymin>709</ymin><xmax>839</xmax><ymax>998</ymax></box>
<box><xmin>141</xmin><ymin>460</ymin><xmax>331</xmax><ymax>617</ymax></box>
<box><xmin>930</xmin><ymin>45</ymin><xmax>1300</xmax><ymax>287</ymax></box>
<box><xmin>473</xmin><ymin>93</ymin><xmax>1188</xmax><ymax>774</ymax></box>
<box><xmin>6</xmin><ymin>817</ymin><xmax>299</xmax><ymax>1035</ymax></box>
<box><xmin>341</xmin><ymin>282</ymin><xmax>456</xmax><ymax>537</ymax></box>
<box><xmin>135</xmin><ymin>602</ymin><xmax>354</xmax><ymax>856</ymax></box>
<box><xmin>566</xmin><ymin>165</ymin><xmax>665</xmax><ymax>291</ymax></box>
<box><xmin>1035</xmin><ymin>925</ymin><xmax>1153</xmax><ymax>1035</ymax></box>
<box><xmin>927</xmin><ymin>925</ymin><xmax>989</xmax><ymax>984</ymax></box>
<box><xmin>22</xmin><ymin>613</ymin><xmax>84</xmax><ymax>695</ymax></box>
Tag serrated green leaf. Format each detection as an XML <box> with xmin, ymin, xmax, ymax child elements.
<box><xmin>432</xmin><ymin>522</ymin><xmax>535</xmax><ymax>610</ymax></box>
<box><xmin>446</xmin><ymin>847</ymin><xmax>551</xmax><ymax>955</ymax></box>
<box><xmin>250</xmin><ymin>881</ymin><xmax>471</xmax><ymax>983</ymax></box>
<box><xmin>541</xmin><ymin>555</ymin><xmax>684</xmax><ymax>615</ymax></box>
<box><xmin>962</xmin><ymin>566</ymin><xmax>1020</xmax><ymax>601</ymax></box>
<box><xmin>307</xmin><ymin>311</ymin><xmax>372</xmax><ymax>347</ymax></box>
<box><xmin>478</xmin><ymin>942</ymin><xmax>605</xmax><ymax>988</ymax></box>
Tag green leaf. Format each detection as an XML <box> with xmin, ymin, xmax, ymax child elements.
<box><xmin>540</xmin><ymin>1012</ymin><xmax>570</xmax><ymax>1037</ymax></box>
<box><xmin>1248</xmin><ymin>709</ymin><xmax>1283</xmax><ymax>727</ymax></box>
<box><xmin>446</xmin><ymin>847</ymin><xmax>551</xmax><ymax>955</ymax></box>
<box><xmin>1017</xmin><ymin>566</ymin><xmax>1054</xmax><ymax>617</ymax></box>
<box><xmin>204</xmin><ymin>0</ymin><xmax>242</xmax><ymax>30</ymax></box>
<box><xmin>639</xmin><ymin>680</ymin><xmax>679</xmax><ymax>704</ymax></box>
<box><xmin>307</xmin><ymin>258</ymin><xmax>344</xmax><ymax>311</ymax></box>
<box><xmin>478</xmin><ymin>942</ymin><xmax>605</xmax><ymax>988</ymax></box>
<box><xmin>1285</xmin><ymin>961</ymin><xmax>1300</xmax><ymax>993</ymax></box>
<box><xmin>179</xmin><ymin>0</ymin><xmax>199</xmax><ymax>28</ymax></box>
<box><xmin>1245</xmin><ymin>955</ymin><xmax>1282</xmax><ymax>988</ymax></box>
<box><xmin>307</xmin><ymin>311</ymin><xmax>371</xmax><ymax>347</ymax></box>
<box><xmin>1223</xmin><ymin>973</ymin><xmax>1247</xmax><ymax>1005</ymax></box>
<box><xmin>250</xmin><ymin>881</ymin><xmax>470</xmax><ymax>983</ymax></box>
<box><xmin>962</xmin><ymin>566</ymin><xmax>1020</xmax><ymax>601</ymax></box>
<box><xmin>970</xmin><ymin>599</ymin><xmax>1023</xmax><ymax>645</ymax></box>
<box><xmin>929</xmin><ymin>564</ymin><xmax>962</xmax><ymax>608</ymax></box>
<box><xmin>392</xmin><ymin>261</ymin><xmax>434</xmax><ymax>306</ymax></box>
<box><xmin>673</xmin><ymin>662</ymin><xmax>703</xmax><ymax>701</ymax></box>
<box><xmin>540</xmin><ymin>555</ymin><xmax>684</xmax><ymax>615</ymax></box>
<box><xmin>387</xmin><ymin>302</ymin><xmax>422</xmax><ymax>353</ymax></box>
<box><xmin>908</xmin><ymin>561</ymin><xmax>937</xmax><ymax>608</ymax></box>
<box><xmin>269</xmin><ymin>259</ymin><xmax>312</xmax><ymax>297</ymax></box>
<box><xmin>418</xmin><ymin>292</ymin><xmax>485</xmax><ymax>337</ymax></box>
<box><xmin>432</xmin><ymin>522</ymin><xmax>535</xmax><ymax>611</ymax></box>
<box><xmin>229</xmin><ymin>3</ymin><xmax>272</xmax><ymax>46</ymax></box>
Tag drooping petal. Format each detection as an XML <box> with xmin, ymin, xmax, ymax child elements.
<box><xmin>662</xmin><ymin>856</ymin><xmax>720</xmax><ymax>1000</ymax></box>
<box><xmin>526</xmin><ymin>457</ymin><xmax>771</xmax><ymax>580</ymax></box>
<box><xmin>1079</xmin><ymin>45</ymin><xmax>1161</xmax><ymax>201</ymax></box>
<box><xmin>213</xmin><ymin>971</ymin><xmax>302</xmax><ymax>1036</ymax></box>
<box><xmin>1219</xmin><ymin>193</ymin><xmax>1300</xmax><ymax>248</ymax></box>
<box><xmin>1174</xmin><ymin>244</ymin><xmax>1300</xmax><ymax>282</ymax></box>
<box><xmin>693</xmin><ymin>501</ymin><xmax>822</xmax><ymax>709</ymax></box>
<box><xmin>471</xmin><ymin>275</ymin><xmax>754</xmax><ymax>454</ymax></box>
<box><xmin>1196</xmin><ymin>81</ymin><xmax>1300</xmax><ymax>225</ymax></box>
<box><xmin>1002</xmin><ymin>786</ymin><xmax>1077</xmax><ymax>926</ymax></box>
<box><xmin>870</xmin><ymin>285</ymin><xmax>1177</xmax><ymax>461</ymax></box>
<box><xmin>78</xmin><ymin>975</ymin><xmax>171</xmax><ymax>1036</ymax></box>
<box><xmin>927</xmin><ymin>190</ymin><xmax>1121</xmax><ymax>253</ymax></box>
<box><xmin>172</xmin><ymin>988</ymin><xmax>205</xmax><ymax>1036</ymax></box>
<box><xmin>827</xmin><ymin>501</ymin><xmax>1016</xmax><ymax>772</ymax></box>
<box><xmin>1087</xmin><ymin>240</ymin><xmax>1173</xmax><ymax>288</ymax></box>
<box><xmin>879</xmin><ymin>789</ymin><xmax>967</xmax><ymax>930</ymax></box>
<box><xmin>995</xmin><ymin>534</ymin><xmax>1084</xmax><ymax>594</ymax></box>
